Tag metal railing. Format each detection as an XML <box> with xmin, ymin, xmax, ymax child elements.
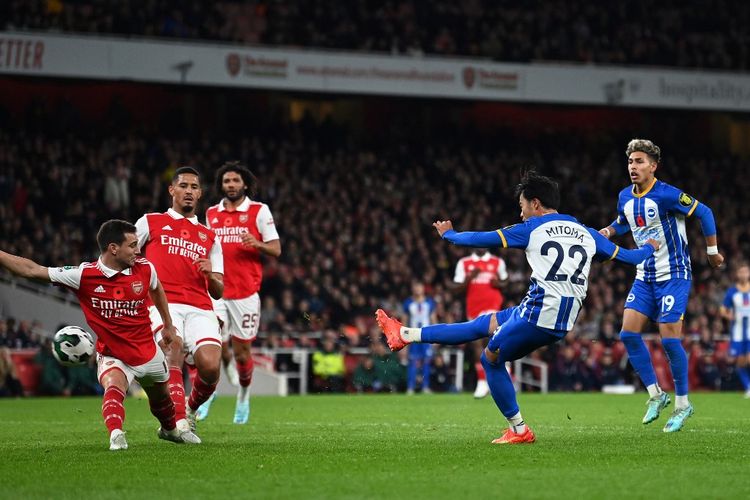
<box><xmin>513</xmin><ymin>357</ymin><xmax>549</xmax><ymax>394</ymax></box>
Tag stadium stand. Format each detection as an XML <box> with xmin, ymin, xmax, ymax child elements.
<box><xmin>1</xmin><ymin>94</ymin><xmax>746</xmax><ymax>393</ymax></box>
<box><xmin>3</xmin><ymin>0</ymin><xmax>748</xmax><ymax>70</ymax></box>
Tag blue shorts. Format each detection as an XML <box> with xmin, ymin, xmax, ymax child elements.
<box><xmin>408</xmin><ymin>343</ymin><xmax>433</xmax><ymax>360</ymax></box>
<box><xmin>625</xmin><ymin>279</ymin><xmax>691</xmax><ymax>323</ymax></box>
<box><xmin>487</xmin><ymin>307</ymin><xmax>563</xmax><ymax>362</ymax></box>
<box><xmin>729</xmin><ymin>340</ymin><xmax>750</xmax><ymax>357</ymax></box>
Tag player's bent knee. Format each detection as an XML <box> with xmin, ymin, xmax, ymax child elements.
<box><xmin>481</xmin><ymin>348</ymin><xmax>500</xmax><ymax>367</ymax></box>
<box><xmin>101</xmin><ymin>368</ymin><xmax>128</xmax><ymax>393</ymax></box>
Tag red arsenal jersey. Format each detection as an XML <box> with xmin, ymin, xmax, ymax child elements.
<box><xmin>48</xmin><ymin>258</ymin><xmax>159</xmax><ymax>366</ymax></box>
<box><xmin>206</xmin><ymin>197</ymin><xmax>279</xmax><ymax>299</ymax></box>
<box><xmin>135</xmin><ymin>209</ymin><xmax>223</xmax><ymax>310</ymax></box>
<box><xmin>454</xmin><ymin>252</ymin><xmax>508</xmax><ymax>319</ymax></box>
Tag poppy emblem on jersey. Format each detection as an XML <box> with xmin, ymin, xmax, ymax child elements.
<box><xmin>239</xmin><ymin>214</ymin><xmax>249</xmax><ymax>223</ymax></box>
<box><xmin>113</xmin><ymin>287</ymin><xmax>125</xmax><ymax>299</ymax></box>
<box><xmin>224</xmin><ymin>218</ymin><xmax>233</xmax><ymax>226</ymax></box>
<box><xmin>646</xmin><ymin>207</ymin><xmax>656</xmax><ymax>219</ymax></box>
<box><xmin>181</xmin><ymin>229</ymin><xmax>191</xmax><ymax>240</ymax></box>
<box><xmin>199</xmin><ymin>232</ymin><xmax>207</xmax><ymax>242</ymax></box>
<box><xmin>636</xmin><ymin>215</ymin><xmax>646</xmax><ymax>227</ymax></box>
<box><xmin>679</xmin><ymin>193</ymin><xmax>694</xmax><ymax>207</ymax></box>
<box><xmin>131</xmin><ymin>281</ymin><xmax>143</xmax><ymax>295</ymax></box>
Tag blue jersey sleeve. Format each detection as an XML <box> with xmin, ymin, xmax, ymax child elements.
<box><xmin>610</xmin><ymin>195</ymin><xmax>631</xmax><ymax>236</ymax></box>
<box><xmin>441</xmin><ymin>229</ymin><xmax>504</xmax><ymax>248</ymax></box>
<box><xmin>588</xmin><ymin>228</ymin><xmax>655</xmax><ymax>265</ymax></box>
<box><xmin>402</xmin><ymin>299</ymin><xmax>411</xmax><ymax>315</ymax></box>
<box><xmin>495</xmin><ymin>223</ymin><xmax>531</xmax><ymax>249</ymax></box>
<box><xmin>662</xmin><ymin>184</ymin><xmax>716</xmax><ymax>236</ymax></box>
<box><xmin>723</xmin><ymin>288</ymin><xmax>735</xmax><ymax>309</ymax></box>
<box><xmin>663</xmin><ymin>185</ymin><xmax>699</xmax><ymax>217</ymax></box>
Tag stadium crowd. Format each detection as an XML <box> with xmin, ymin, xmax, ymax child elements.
<box><xmin>3</xmin><ymin>0</ymin><xmax>747</xmax><ymax>70</ymax></box>
<box><xmin>1</xmin><ymin>101</ymin><xmax>748</xmax><ymax>394</ymax></box>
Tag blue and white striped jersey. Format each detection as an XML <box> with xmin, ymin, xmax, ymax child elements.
<box><xmin>403</xmin><ymin>297</ymin><xmax>436</xmax><ymax>328</ymax></box>
<box><xmin>614</xmin><ymin>179</ymin><xmax>699</xmax><ymax>282</ymax></box>
<box><xmin>723</xmin><ymin>286</ymin><xmax>750</xmax><ymax>342</ymax></box>
<box><xmin>496</xmin><ymin>213</ymin><xmax>630</xmax><ymax>333</ymax></box>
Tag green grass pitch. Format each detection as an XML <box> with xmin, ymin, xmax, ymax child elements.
<box><xmin>1</xmin><ymin>393</ymin><xmax>749</xmax><ymax>499</ymax></box>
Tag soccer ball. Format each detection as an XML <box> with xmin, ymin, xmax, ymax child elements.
<box><xmin>52</xmin><ymin>326</ymin><xmax>95</xmax><ymax>366</ymax></box>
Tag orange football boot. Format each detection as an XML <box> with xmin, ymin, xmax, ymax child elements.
<box><xmin>375</xmin><ymin>309</ymin><xmax>407</xmax><ymax>351</ymax></box>
<box><xmin>491</xmin><ymin>427</ymin><xmax>536</xmax><ymax>445</ymax></box>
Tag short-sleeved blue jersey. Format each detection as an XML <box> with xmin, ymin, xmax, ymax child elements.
<box><xmin>614</xmin><ymin>179</ymin><xmax>699</xmax><ymax>282</ymax></box>
<box><xmin>495</xmin><ymin>213</ymin><xmax>633</xmax><ymax>332</ymax></box>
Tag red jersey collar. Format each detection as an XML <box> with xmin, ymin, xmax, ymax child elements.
<box><xmin>167</xmin><ymin>208</ymin><xmax>200</xmax><ymax>224</ymax></box>
<box><xmin>96</xmin><ymin>258</ymin><xmax>133</xmax><ymax>277</ymax></box>
<box><xmin>218</xmin><ymin>197</ymin><xmax>251</xmax><ymax>212</ymax></box>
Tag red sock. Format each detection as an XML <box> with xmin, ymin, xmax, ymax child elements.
<box><xmin>186</xmin><ymin>364</ymin><xmax>198</xmax><ymax>381</ymax></box>
<box><xmin>168</xmin><ymin>367</ymin><xmax>186</xmax><ymax>422</ymax></box>
<box><xmin>237</xmin><ymin>357</ymin><xmax>254</xmax><ymax>388</ymax></box>
<box><xmin>188</xmin><ymin>375</ymin><xmax>218</xmax><ymax>411</ymax></box>
<box><xmin>149</xmin><ymin>392</ymin><xmax>177</xmax><ymax>431</ymax></box>
<box><xmin>102</xmin><ymin>386</ymin><xmax>126</xmax><ymax>433</ymax></box>
<box><xmin>476</xmin><ymin>362</ymin><xmax>486</xmax><ymax>381</ymax></box>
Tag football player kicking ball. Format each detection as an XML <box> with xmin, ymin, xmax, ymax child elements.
<box><xmin>376</xmin><ymin>172</ymin><xmax>660</xmax><ymax>444</ymax></box>
<box><xmin>0</xmin><ymin>220</ymin><xmax>199</xmax><ymax>450</ymax></box>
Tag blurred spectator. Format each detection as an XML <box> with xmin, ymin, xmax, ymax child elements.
<box><xmin>697</xmin><ymin>352</ymin><xmax>722</xmax><ymax>390</ymax></box>
<box><xmin>0</xmin><ymin>347</ymin><xmax>24</xmax><ymax>397</ymax></box>
<box><xmin>311</xmin><ymin>333</ymin><xmax>345</xmax><ymax>393</ymax></box>
<box><xmin>371</xmin><ymin>342</ymin><xmax>405</xmax><ymax>392</ymax></box>
<box><xmin>554</xmin><ymin>345</ymin><xmax>587</xmax><ymax>392</ymax></box>
<box><xmin>34</xmin><ymin>338</ymin><xmax>67</xmax><ymax>396</ymax></box>
<box><xmin>65</xmin><ymin>358</ymin><xmax>102</xmax><ymax>396</ymax></box>
<box><xmin>352</xmin><ymin>355</ymin><xmax>377</xmax><ymax>393</ymax></box>
<box><xmin>429</xmin><ymin>354</ymin><xmax>456</xmax><ymax>393</ymax></box>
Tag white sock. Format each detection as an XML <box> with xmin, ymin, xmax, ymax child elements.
<box><xmin>507</xmin><ymin>411</ymin><xmax>527</xmax><ymax>434</ymax></box>
<box><xmin>238</xmin><ymin>385</ymin><xmax>251</xmax><ymax>403</ymax></box>
<box><xmin>400</xmin><ymin>327</ymin><xmax>421</xmax><ymax>343</ymax></box>
<box><xmin>675</xmin><ymin>395</ymin><xmax>690</xmax><ymax>409</ymax></box>
<box><xmin>646</xmin><ymin>383</ymin><xmax>662</xmax><ymax>398</ymax></box>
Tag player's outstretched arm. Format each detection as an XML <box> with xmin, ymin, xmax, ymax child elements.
<box><xmin>0</xmin><ymin>250</ymin><xmax>51</xmax><ymax>282</ymax></box>
<box><xmin>433</xmin><ymin>220</ymin><xmax>504</xmax><ymax>247</ymax></box>
<box><xmin>589</xmin><ymin>229</ymin><xmax>659</xmax><ymax>265</ymax></box>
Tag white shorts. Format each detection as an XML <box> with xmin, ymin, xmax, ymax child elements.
<box><xmin>97</xmin><ymin>348</ymin><xmax>168</xmax><ymax>388</ymax></box>
<box><xmin>212</xmin><ymin>294</ymin><xmax>260</xmax><ymax>343</ymax></box>
<box><xmin>150</xmin><ymin>303</ymin><xmax>222</xmax><ymax>360</ymax></box>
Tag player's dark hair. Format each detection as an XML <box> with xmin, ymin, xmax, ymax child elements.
<box><xmin>626</xmin><ymin>139</ymin><xmax>661</xmax><ymax>163</ymax></box>
<box><xmin>215</xmin><ymin>161</ymin><xmax>258</xmax><ymax>198</ymax></box>
<box><xmin>514</xmin><ymin>171</ymin><xmax>560</xmax><ymax>210</ymax></box>
<box><xmin>172</xmin><ymin>166</ymin><xmax>201</xmax><ymax>183</ymax></box>
<box><xmin>96</xmin><ymin>219</ymin><xmax>137</xmax><ymax>252</ymax></box>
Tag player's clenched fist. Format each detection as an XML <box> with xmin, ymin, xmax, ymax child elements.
<box><xmin>433</xmin><ymin>220</ymin><xmax>454</xmax><ymax>237</ymax></box>
<box><xmin>708</xmin><ymin>252</ymin><xmax>724</xmax><ymax>268</ymax></box>
<box><xmin>193</xmin><ymin>258</ymin><xmax>213</xmax><ymax>275</ymax></box>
